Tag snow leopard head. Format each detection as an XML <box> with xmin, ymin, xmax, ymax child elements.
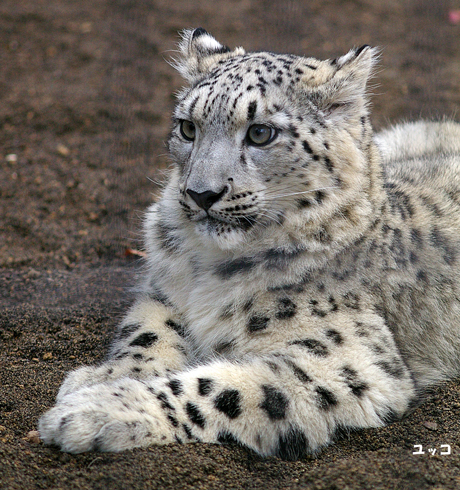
<box><xmin>166</xmin><ymin>28</ymin><xmax>378</xmax><ymax>251</ymax></box>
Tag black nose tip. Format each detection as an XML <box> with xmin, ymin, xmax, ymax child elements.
<box><xmin>186</xmin><ymin>188</ymin><xmax>226</xmax><ymax>211</ymax></box>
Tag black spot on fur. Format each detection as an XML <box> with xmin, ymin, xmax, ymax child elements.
<box><xmin>430</xmin><ymin>227</ymin><xmax>456</xmax><ymax>265</ymax></box>
<box><xmin>156</xmin><ymin>222</ymin><xmax>181</xmax><ymax>253</ymax></box>
<box><xmin>214</xmin><ymin>389</ymin><xmax>242</xmax><ymax>419</ymax></box>
<box><xmin>370</xmin><ymin>343</ymin><xmax>385</xmax><ymax>354</ymax></box>
<box><xmin>343</xmin><ymin>292</ymin><xmax>360</xmax><ymax>310</ymax></box>
<box><xmin>167</xmin><ymin>414</ymin><xmax>179</xmax><ymax>427</ymax></box>
<box><xmin>302</xmin><ymin>140</ymin><xmax>313</xmax><ymax>154</ymax></box>
<box><xmin>376</xmin><ymin>360</ymin><xmax>405</xmax><ymax>379</ymax></box>
<box><xmin>59</xmin><ymin>415</ymin><xmax>73</xmax><ymax>429</ymax></box>
<box><xmin>291</xmin><ymin>338</ymin><xmax>329</xmax><ymax>357</ymax></box>
<box><xmin>247</xmin><ymin>100</ymin><xmax>257</xmax><ymax>120</ymax></box>
<box><xmin>276</xmin><ymin>298</ymin><xmax>297</xmax><ymax>319</ymax></box>
<box><xmin>183</xmin><ymin>424</ymin><xmax>193</xmax><ymax>439</ymax></box>
<box><xmin>168</xmin><ymin>379</ymin><xmax>183</xmax><ymax>396</ymax></box>
<box><xmin>328</xmin><ymin>295</ymin><xmax>339</xmax><ymax>310</ymax></box>
<box><xmin>157</xmin><ymin>392</ymin><xmax>175</xmax><ymax>411</ymax></box>
<box><xmin>187</xmin><ymin>96</ymin><xmax>199</xmax><ymax>119</ymax></box>
<box><xmin>119</xmin><ymin>323</ymin><xmax>141</xmax><ymax>340</ymax></box>
<box><xmin>410</xmin><ymin>229</ymin><xmax>423</xmax><ymax>248</ymax></box>
<box><xmin>192</xmin><ymin>27</ymin><xmax>208</xmax><ymax>39</ymax></box>
<box><xmin>315</xmin><ymin>386</ymin><xmax>338</xmax><ymax>410</ymax></box>
<box><xmin>214</xmin><ymin>340</ymin><xmax>235</xmax><ymax>354</ymax></box>
<box><xmin>420</xmin><ymin>195</ymin><xmax>444</xmax><ymax>217</ymax></box>
<box><xmin>165</xmin><ymin>319</ymin><xmax>187</xmax><ymax>338</ymax></box>
<box><xmin>150</xmin><ymin>290</ymin><xmax>170</xmax><ymax>306</ymax></box>
<box><xmin>205</xmin><ymin>43</ymin><xmax>231</xmax><ymax>55</ymax></box>
<box><xmin>276</xmin><ymin>426</ymin><xmax>309</xmax><ymax>461</ymax></box>
<box><xmin>284</xmin><ymin>359</ymin><xmax>312</xmax><ymax>383</ymax></box>
<box><xmin>248</xmin><ymin>314</ymin><xmax>270</xmax><ymax>333</ymax></box>
<box><xmin>315</xmin><ymin>191</ymin><xmax>325</xmax><ymax>206</ymax></box>
<box><xmin>217</xmin><ymin>430</ymin><xmax>240</xmax><ymax>445</ymax></box>
<box><xmin>386</xmin><ymin>188</ymin><xmax>415</xmax><ymax>220</ymax></box>
<box><xmin>264</xmin><ymin>247</ymin><xmax>304</xmax><ymax>270</ymax></box>
<box><xmin>416</xmin><ymin>270</ymin><xmax>428</xmax><ymax>282</ymax></box>
<box><xmin>266</xmin><ymin>361</ymin><xmax>280</xmax><ymax>373</ymax></box>
<box><xmin>268</xmin><ymin>282</ymin><xmax>304</xmax><ymax>294</ymax></box>
<box><xmin>216</xmin><ymin>256</ymin><xmax>257</xmax><ymax>279</ymax></box>
<box><xmin>129</xmin><ymin>332</ymin><xmax>158</xmax><ymax>348</ymax></box>
<box><xmin>219</xmin><ymin>303</ymin><xmax>234</xmax><ymax>320</ymax></box>
<box><xmin>186</xmin><ymin>402</ymin><xmax>206</xmax><ymax>429</ymax></box>
<box><xmin>341</xmin><ymin>366</ymin><xmax>369</xmax><ymax>397</ymax></box>
<box><xmin>355</xmin><ymin>44</ymin><xmax>370</xmax><ymax>56</ymax></box>
<box><xmin>354</xmin><ymin>321</ymin><xmax>371</xmax><ymax>337</ymax></box>
<box><xmin>297</xmin><ymin>198</ymin><xmax>312</xmax><ymax>208</ymax></box>
<box><xmin>288</xmin><ymin>124</ymin><xmax>300</xmax><ymax>138</ymax></box>
<box><xmin>325</xmin><ymin>329</ymin><xmax>343</xmax><ymax>345</ymax></box>
<box><xmin>132</xmin><ymin>353</ymin><xmax>143</xmax><ymax>361</ymax></box>
<box><xmin>324</xmin><ymin>157</ymin><xmax>334</xmax><ymax>173</ymax></box>
<box><xmin>390</xmin><ymin>228</ymin><xmax>408</xmax><ymax>267</ymax></box>
<box><xmin>332</xmin><ymin>424</ymin><xmax>360</xmax><ymax>441</ymax></box>
<box><xmin>242</xmin><ymin>298</ymin><xmax>254</xmax><ymax>312</ymax></box>
<box><xmin>260</xmin><ymin>385</ymin><xmax>288</xmax><ymax>420</ymax></box>
<box><xmin>198</xmin><ymin>378</ymin><xmax>214</xmax><ymax>396</ymax></box>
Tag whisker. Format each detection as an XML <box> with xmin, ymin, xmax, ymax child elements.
<box><xmin>257</xmin><ymin>213</ymin><xmax>282</xmax><ymax>227</ymax></box>
<box><xmin>259</xmin><ymin>186</ymin><xmax>338</xmax><ymax>201</ymax></box>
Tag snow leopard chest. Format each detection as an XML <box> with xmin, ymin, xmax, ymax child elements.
<box><xmin>168</xmin><ymin>245</ymin><xmax>373</xmax><ymax>360</ymax></box>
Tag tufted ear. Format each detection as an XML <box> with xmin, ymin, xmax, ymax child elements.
<box><xmin>174</xmin><ymin>28</ymin><xmax>245</xmax><ymax>84</ymax></box>
<box><xmin>306</xmin><ymin>45</ymin><xmax>379</xmax><ymax>122</ymax></box>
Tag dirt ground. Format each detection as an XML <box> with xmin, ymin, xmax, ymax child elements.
<box><xmin>1</xmin><ymin>0</ymin><xmax>460</xmax><ymax>488</ymax></box>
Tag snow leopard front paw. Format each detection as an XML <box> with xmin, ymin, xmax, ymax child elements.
<box><xmin>40</xmin><ymin>380</ymin><xmax>176</xmax><ymax>453</ymax></box>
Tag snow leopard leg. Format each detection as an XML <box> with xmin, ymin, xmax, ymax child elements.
<box><xmin>56</xmin><ymin>297</ymin><xmax>188</xmax><ymax>401</ymax></box>
<box><xmin>39</xmin><ymin>328</ymin><xmax>416</xmax><ymax>458</ymax></box>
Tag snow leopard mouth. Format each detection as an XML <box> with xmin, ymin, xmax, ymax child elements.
<box><xmin>196</xmin><ymin>213</ymin><xmax>258</xmax><ymax>232</ymax></box>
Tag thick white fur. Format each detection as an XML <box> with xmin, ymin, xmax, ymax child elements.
<box><xmin>39</xmin><ymin>30</ymin><xmax>460</xmax><ymax>459</ymax></box>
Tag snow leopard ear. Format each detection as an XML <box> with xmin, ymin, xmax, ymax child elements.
<box><xmin>174</xmin><ymin>28</ymin><xmax>245</xmax><ymax>84</ymax></box>
<box><xmin>306</xmin><ymin>45</ymin><xmax>379</xmax><ymax>122</ymax></box>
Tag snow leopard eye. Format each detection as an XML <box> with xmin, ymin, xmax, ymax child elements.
<box><xmin>179</xmin><ymin>120</ymin><xmax>196</xmax><ymax>141</ymax></box>
<box><xmin>246</xmin><ymin>124</ymin><xmax>277</xmax><ymax>146</ymax></box>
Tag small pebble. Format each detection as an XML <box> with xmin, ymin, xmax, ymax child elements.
<box><xmin>448</xmin><ymin>9</ymin><xmax>460</xmax><ymax>24</ymax></box>
<box><xmin>27</xmin><ymin>430</ymin><xmax>41</xmax><ymax>444</ymax></box>
<box><xmin>56</xmin><ymin>144</ymin><xmax>70</xmax><ymax>157</ymax></box>
<box><xmin>422</xmin><ymin>421</ymin><xmax>438</xmax><ymax>431</ymax></box>
<box><xmin>6</xmin><ymin>154</ymin><xmax>17</xmax><ymax>163</ymax></box>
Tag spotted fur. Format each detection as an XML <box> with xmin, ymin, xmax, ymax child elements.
<box><xmin>39</xmin><ymin>29</ymin><xmax>460</xmax><ymax>460</ymax></box>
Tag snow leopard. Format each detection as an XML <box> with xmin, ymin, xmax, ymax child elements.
<box><xmin>38</xmin><ymin>28</ymin><xmax>460</xmax><ymax>460</ymax></box>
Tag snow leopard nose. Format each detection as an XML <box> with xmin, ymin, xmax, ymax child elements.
<box><xmin>186</xmin><ymin>188</ymin><xmax>226</xmax><ymax>211</ymax></box>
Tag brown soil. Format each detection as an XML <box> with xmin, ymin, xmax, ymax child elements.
<box><xmin>1</xmin><ymin>0</ymin><xmax>460</xmax><ymax>488</ymax></box>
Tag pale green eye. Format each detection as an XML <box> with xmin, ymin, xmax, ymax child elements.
<box><xmin>246</xmin><ymin>124</ymin><xmax>277</xmax><ymax>146</ymax></box>
<box><xmin>180</xmin><ymin>120</ymin><xmax>196</xmax><ymax>141</ymax></box>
